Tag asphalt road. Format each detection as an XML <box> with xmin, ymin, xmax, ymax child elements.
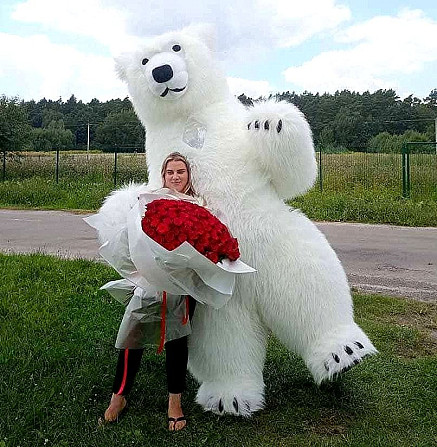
<box><xmin>1</xmin><ymin>209</ymin><xmax>436</xmax><ymax>301</ymax></box>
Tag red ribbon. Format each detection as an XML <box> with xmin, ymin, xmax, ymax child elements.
<box><xmin>182</xmin><ymin>296</ymin><xmax>189</xmax><ymax>325</ymax></box>
<box><xmin>157</xmin><ymin>293</ymin><xmax>190</xmax><ymax>354</ymax></box>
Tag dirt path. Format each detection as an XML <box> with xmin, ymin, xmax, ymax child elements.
<box><xmin>1</xmin><ymin>209</ymin><xmax>436</xmax><ymax>301</ymax></box>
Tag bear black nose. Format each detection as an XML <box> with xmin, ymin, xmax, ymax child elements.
<box><xmin>152</xmin><ymin>64</ymin><xmax>173</xmax><ymax>83</ymax></box>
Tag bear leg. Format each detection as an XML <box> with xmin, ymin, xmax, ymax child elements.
<box><xmin>188</xmin><ymin>299</ymin><xmax>267</xmax><ymax>417</ymax></box>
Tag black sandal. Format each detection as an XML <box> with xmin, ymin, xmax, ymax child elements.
<box><xmin>168</xmin><ymin>416</ymin><xmax>187</xmax><ymax>431</ymax></box>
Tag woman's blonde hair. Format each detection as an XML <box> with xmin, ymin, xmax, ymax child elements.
<box><xmin>161</xmin><ymin>152</ymin><xmax>196</xmax><ymax>196</ymax></box>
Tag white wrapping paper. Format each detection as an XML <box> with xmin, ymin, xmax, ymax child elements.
<box><xmin>85</xmin><ymin>191</ymin><xmax>255</xmax><ymax>310</ymax></box>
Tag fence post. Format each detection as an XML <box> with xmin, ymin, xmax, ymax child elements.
<box><xmin>114</xmin><ymin>150</ymin><xmax>117</xmax><ymax>187</ymax></box>
<box><xmin>2</xmin><ymin>151</ymin><xmax>5</xmax><ymax>181</ymax></box>
<box><xmin>318</xmin><ymin>149</ymin><xmax>323</xmax><ymax>192</ymax></box>
<box><xmin>406</xmin><ymin>144</ymin><xmax>410</xmax><ymax>198</ymax></box>
<box><xmin>401</xmin><ymin>143</ymin><xmax>410</xmax><ymax>198</ymax></box>
<box><xmin>55</xmin><ymin>149</ymin><xmax>60</xmax><ymax>184</ymax></box>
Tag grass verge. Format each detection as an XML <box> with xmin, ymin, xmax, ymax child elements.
<box><xmin>1</xmin><ymin>254</ymin><xmax>436</xmax><ymax>447</ymax></box>
<box><xmin>0</xmin><ymin>178</ymin><xmax>113</xmax><ymax>211</ymax></box>
<box><xmin>290</xmin><ymin>189</ymin><xmax>437</xmax><ymax>227</ymax></box>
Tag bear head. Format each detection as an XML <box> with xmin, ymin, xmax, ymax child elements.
<box><xmin>115</xmin><ymin>24</ymin><xmax>231</xmax><ymax>126</ymax></box>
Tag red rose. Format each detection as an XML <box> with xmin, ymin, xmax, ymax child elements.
<box><xmin>141</xmin><ymin>199</ymin><xmax>241</xmax><ymax>264</ymax></box>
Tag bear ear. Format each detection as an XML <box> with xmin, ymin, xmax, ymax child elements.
<box><xmin>114</xmin><ymin>52</ymin><xmax>131</xmax><ymax>82</ymax></box>
<box><xmin>181</xmin><ymin>23</ymin><xmax>217</xmax><ymax>52</ymax></box>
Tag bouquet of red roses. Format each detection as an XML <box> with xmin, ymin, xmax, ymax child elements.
<box><xmin>86</xmin><ymin>190</ymin><xmax>255</xmax><ymax>311</ymax></box>
<box><xmin>141</xmin><ymin>199</ymin><xmax>240</xmax><ymax>264</ymax></box>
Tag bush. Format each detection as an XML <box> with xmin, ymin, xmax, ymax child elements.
<box><xmin>368</xmin><ymin>130</ymin><xmax>430</xmax><ymax>153</ymax></box>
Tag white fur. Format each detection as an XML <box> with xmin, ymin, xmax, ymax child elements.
<box><xmin>97</xmin><ymin>182</ymin><xmax>148</xmax><ymax>244</ymax></box>
<box><xmin>108</xmin><ymin>24</ymin><xmax>377</xmax><ymax>416</ymax></box>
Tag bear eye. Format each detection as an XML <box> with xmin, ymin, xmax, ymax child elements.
<box><xmin>141</xmin><ymin>58</ymin><xmax>149</xmax><ymax>65</ymax></box>
<box><xmin>172</xmin><ymin>44</ymin><xmax>181</xmax><ymax>52</ymax></box>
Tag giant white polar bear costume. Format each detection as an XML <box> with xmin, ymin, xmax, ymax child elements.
<box><xmin>106</xmin><ymin>24</ymin><xmax>377</xmax><ymax>417</ymax></box>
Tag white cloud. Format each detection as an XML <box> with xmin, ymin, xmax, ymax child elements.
<box><xmin>12</xmin><ymin>0</ymin><xmax>140</xmax><ymax>53</ymax></box>
<box><xmin>0</xmin><ymin>28</ymin><xmax>273</xmax><ymax>101</ymax></box>
<box><xmin>4</xmin><ymin>0</ymin><xmax>352</xmax><ymax>100</ymax></box>
<box><xmin>13</xmin><ymin>0</ymin><xmax>351</xmax><ymax>56</ymax></box>
<box><xmin>259</xmin><ymin>0</ymin><xmax>351</xmax><ymax>47</ymax></box>
<box><xmin>283</xmin><ymin>8</ymin><xmax>437</xmax><ymax>94</ymax></box>
<box><xmin>227</xmin><ymin>77</ymin><xmax>274</xmax><ymax>98</ymax></box>
<box><xmin>0</xmin><ymin>32</ymin><xmax>128</xmax><ymax>101</ymax></box>
<box><xmin>122</xmin><ymin>0</ymin><xmax>351</xmax><ymax>58</ymax></box>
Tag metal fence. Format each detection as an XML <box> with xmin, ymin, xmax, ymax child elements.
<box><xmin>1</xmin><ymin>150</ymin><xmax>148</xmax><ymax>186</ymax></box>
<box><xmin>1</xmin><ymin>145</ymin><xmax>436</xmax><ymax>200</ymax></box>
<box><xmin>402</xmin><ymin>142</ymin><xmax>437</xmax><ymax>199</ymax></box>
<box><xmin>317</xmin><ymin>143</ymin><xmax>436</xmax><ymax>200</ymax></box>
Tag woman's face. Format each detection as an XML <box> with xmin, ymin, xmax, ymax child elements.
<box><xmin>163</xmin><ymin>160</ymin><xmax>189</xmax><ymax>193</ymax></box>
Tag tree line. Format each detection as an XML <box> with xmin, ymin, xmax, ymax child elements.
<box><xmin>1</xmin><ymin>88</ymin><xmax>436</xmax><ymax>153</ymax></box>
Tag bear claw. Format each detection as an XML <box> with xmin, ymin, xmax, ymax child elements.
<box><xmin>233</xmin><ymin>397</ymin><xmax>239</xmax><ymax>413</ymax></box>
<box><xmin>276</xmin><ymin>119</ymin><xmax>283</xmax><ymax>133</ymax></box>
<box><xmin>218</xmin><ymin>399</ymin><xmax>224</xmax><ymax>413</ymax></box>
<box><xmin>322</xmin><ymin>343</ymin><xmax>370</xmax><ymax>383</ymax></box>
<box><xmin>344</xmin><ymin>345</ymin><xmax>353</xmax><ymax>355</ymax></box>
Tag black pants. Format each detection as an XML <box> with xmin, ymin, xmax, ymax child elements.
<box><xmin>112</xmin><ymin>297</ymin><xmax>196</xmax><ymax>395</ymax></box>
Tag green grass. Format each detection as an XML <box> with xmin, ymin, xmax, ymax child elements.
<box><xmin>290</xmin><ymin>188</ymin><xmax>437</xmax><ymax>227</ymax></box>
<box><xmin>1</xmin><ymin>254</ymin><xmax>436</xmax><ymax>447</ymax></box>
<box><xmin>0</xmin><ymin>178</ymin><xmax>113</xmax><ymax>211</ymax></box>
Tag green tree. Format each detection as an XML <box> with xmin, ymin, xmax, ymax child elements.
<box><xmin>18</xmin><ymin>88</ymin><xmax>436</xmax><ymax>153</ymax></box>
<box><xmin>424</xmin><ymin>89</ymin><xmax>437</xmax><ymax>106</ymax></box>
<box><xmin>318</xmin><ymin>126</ymin><xmax>335</xmax><ymax>150</ymax></box>
<box><xmin>95</xmin><ymin>109</ymin><xmax>144</xmax><ymax>152</ymax></box>
<box><xmin>332</xmin><ymin>106</ymin><xmax>367</xmax><ymax>149</ymax></box>
<box><xmin>42</xmin><ymin>108</ymin><xmax>64</xmax><ymax>128</ymax></box>
<box><xmin>30</xmin><ymin>120</ymin><xmax>74</xmax><ymax>151</ymax></box>
<box><xmin>0</xmin><ymin>95</ymin><xmax>32</xmax><ymax>151</ymax></box>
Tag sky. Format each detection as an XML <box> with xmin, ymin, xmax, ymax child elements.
<box><xmin>0</xmin><ymin>0</ymin><xmax>436</xmax><ymax>102</ymax></box>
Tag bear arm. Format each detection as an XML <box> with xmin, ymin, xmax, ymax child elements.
<box><xmin>246</xmin><ymin>100</ymin><xmax>317</xmax><ymax>200</ymax></box>
<box><xmin>95</xmin><ymin>182</ymin><xmax>150</xmax><ymax>243</ymax></box>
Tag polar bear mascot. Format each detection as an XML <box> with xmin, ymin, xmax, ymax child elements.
<box><xmin>104</xmin><ymin>23</ymin><xmax>377</xmax><ymax>417</ymax></box>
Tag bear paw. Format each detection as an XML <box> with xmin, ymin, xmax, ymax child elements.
<box><xmin>196</xmin><ymin>377</ymin><xmax>264</xmax><ymax>417</ymax></box>
<box><xmin>244</xmin><ymin>99</ymin><xmax>310</xmax><ymax>140</ymax></box>
<box><xmin>304</xmin><ymin>325</ymin><xmax>378</xmax><ymax>385</ymax></box>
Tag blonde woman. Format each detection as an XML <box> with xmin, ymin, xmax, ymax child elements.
<box><xmin>104</xmin><ymin>152</ymin><xmax>199</xmax><ymax>431</ymax></box>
